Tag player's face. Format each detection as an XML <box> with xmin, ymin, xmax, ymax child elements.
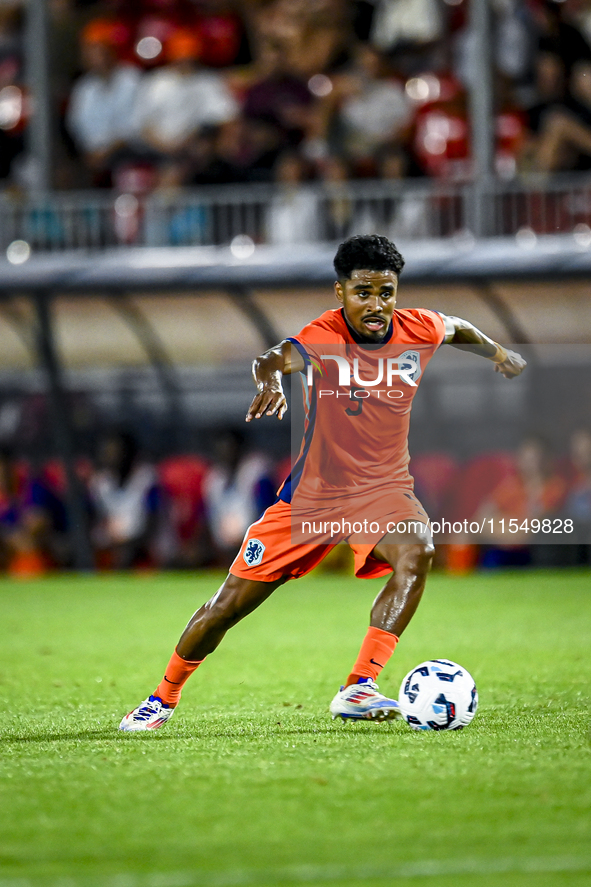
<box><xmin>335</xmin><ymin>269</ymin><xmax>398</xmax><ymax>341</ymax></box>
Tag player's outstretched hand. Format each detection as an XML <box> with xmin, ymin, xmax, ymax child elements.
<box><xmin>494</xmin><ymin>349</ymin><xmax>527</xmax><ymax>379</ymax></box>
<box><xmin>246</xmin><ymin>385</ymin><xmax>287</xmax><ymax>422</ymax></box>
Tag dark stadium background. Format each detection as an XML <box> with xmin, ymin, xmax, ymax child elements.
<box><xmin>0</xmin><ymin>0</ymin><xmax>590</xmax><ymax>573</ymax></box>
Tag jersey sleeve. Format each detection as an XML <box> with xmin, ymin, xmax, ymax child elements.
<box><xmin>287</xmin><ymin>311</ymin><xmax>344</xmax><ymax>367</ymax></box>
<box><xmin>286</xmin><ymin>335</ymin><xmax>311</xmax><ymax>369</ymax></box>
<box><xmin>402</xmin><ymin>309</ymin><xmax>447</xmax><ymax>345</ymax></box>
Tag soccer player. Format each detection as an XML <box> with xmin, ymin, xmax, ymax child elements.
<box><xmin>120</xmin><ymin>234</ymin><xmax>526</xmax><ymax>731</ymax></box>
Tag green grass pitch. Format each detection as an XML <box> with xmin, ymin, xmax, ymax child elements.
<box><xmin>1</xmin><ymin>568</ymin><xmax>590</xmax><ymax>887</ymax></box>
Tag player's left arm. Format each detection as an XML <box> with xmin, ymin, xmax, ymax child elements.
<box><xmin>441</xmin><ymin>314</ymin><xmax>527</xmax><ymax>379</ymax></box>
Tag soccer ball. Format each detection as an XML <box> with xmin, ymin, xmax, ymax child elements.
<box><xmin>398</xmin><ymin>659</ymin><xmax>478</xmax><ymax>731</ymax></box>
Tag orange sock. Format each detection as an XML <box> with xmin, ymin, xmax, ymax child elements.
<box><xmin>154</xmin><ymin>649</ymin><xmax>203</xmax><ymax>707</ymax></box>
<box><xmin>345</xmin><ymin>626</ymin><xmax>398</xmax><ymax>687</ymax></box>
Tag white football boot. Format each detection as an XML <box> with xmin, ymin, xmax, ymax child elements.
<box><xmin>119</xmin><ymin>695</ymin><xmax>175</xmax><ymax>731</ymax></box>
<box><xmin>329</xmin><ymin>678</ymin><xmax>401</xmax><ymax>721</ymax></box>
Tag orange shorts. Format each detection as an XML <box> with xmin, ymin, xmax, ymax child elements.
<box><xmin>230</xmin><ymin>491</ymin><xmax>430</xmax><ymax>583</ymax></box>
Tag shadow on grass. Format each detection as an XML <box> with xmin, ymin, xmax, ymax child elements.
<box><xmin>0</xmin><ymin>718</ymin><xmax>403</xmax><ymax>745</ymax></box>
<box><xmin>0</xmin><ymin>728</ymin><xmax>162</xmax><ymax>744</ymax></box>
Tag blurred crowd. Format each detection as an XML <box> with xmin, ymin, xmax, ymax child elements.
<box><xmin>0</xmin><ymin>427</ymin><xmax>278</xmax><ymax>575</ymax></box>
<box><xmin>412</xmin><ymin>430</ymin><xmax>591</xmax><ymax>569</ymax></box>
<box><xmin>4</xmin><ymin>0</ymin><xmax>591</xmax><ymax>193</ymax></box>
<box><xmin>1</xmin><ymin>427</ymin><xmax>590</xmax><ymax>576</ymax></box>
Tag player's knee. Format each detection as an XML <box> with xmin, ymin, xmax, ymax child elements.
<box><xmin>402</xmin><ymin>542</ymin><xmax>435</xmax><ymax>576</ymax></box>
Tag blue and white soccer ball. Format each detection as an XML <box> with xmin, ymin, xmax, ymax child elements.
<box><xmin>398</xmin><ymin>659</ymin><xmax>478</xmax><ymax>731</ymax></box>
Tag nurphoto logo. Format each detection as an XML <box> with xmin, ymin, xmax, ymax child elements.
<box><xmin>306</xmin><ymin>351</ymin><xmax>422</xmax><ymax>388</ymax></box>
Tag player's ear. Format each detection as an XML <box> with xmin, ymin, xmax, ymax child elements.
<box><xmin>334</xmin><ymin>280</ymin><xmax>344</xmax><ymax>304</ymax></box>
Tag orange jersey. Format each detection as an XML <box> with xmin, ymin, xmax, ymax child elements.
<box><xmin>279</xmin><ymin>307</ymin><xmax>446</xmax><ymax>519</ymax></box>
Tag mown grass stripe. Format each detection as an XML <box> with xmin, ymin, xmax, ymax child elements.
<box><xmin>2</xmin><ymin>856</ymin><xmax>591</xmax><ymax>887</ymax></box>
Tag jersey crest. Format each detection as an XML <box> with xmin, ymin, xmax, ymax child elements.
<box><xmin>398</xmin><ymin>350</ymin><xmax>422</xmax><ymax>384</ymax></box>
<box><xmin>244</xmin><ymin>539</ymin><xmax>265</xmax><ymax>566</ymax></box>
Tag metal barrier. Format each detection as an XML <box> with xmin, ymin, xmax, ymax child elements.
<box><xmin>1</xmin><ymin>175</ymin><xmax>591</xmax><ymax>253</ymax></box>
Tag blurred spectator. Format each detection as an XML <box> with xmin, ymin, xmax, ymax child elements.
<box><xmin>66</xmin><ymin>18</ymin><xmax>140</xmax><ymax>186</ymax></box>
<box><xmin>265</xmin><ymin>150</ymin><xmax>319</xmax><ymax>244</ymax></box>
<box><xmin>523</xmin><ymin>51</ymin><xmax>566</xmax><ymax>137</ymax></box>
<box><xmin>478</xmin><ymin>437</ymin><xmax>566</xmax><ymax>567</ymax></box>
<box><xmin>131</xmin><ymin>27</ymin><xmax>238</xmax><ymax>174</ymax></box>
<box><xmin>0</xmin><ymin>449</ymin><xmax>68</xmax><ymax>577</ymax></box>
<box><xmin>370</xmin><ymin>0</ymin><xmax>443</xmax><ymax>63</ymax></box>
<box><xmin>519</xmin><ymin>1</ymin><xmax>591</xmax><ymax>172</ymax></box>
<box><xmin>159</xmin><ymin>452</ymin><xmax>209</xmax><ymax>567</ymax></box>
<box><xmin>89</xmin><ymin>430</ymin><xmax>164</xmax><ymax>569</ymax></box>
<box><xmin>564</xmin><ymin>428</ymin><xmax>591</xmax><ymax>556</ymax></box>
<box><xmin>535</xmin><ymin>0</ymin><xmax>591</xmax><ymax>82</ymax></box>
<box><xmin>194</xmin><ymin>0</ymin><xmax>251</xmax><ymax>68</ymax></box>
<box><xmin>187</xmin><ymin>116</ymin><xmax>282</xmax><ymax>185</ymax></box>
<box><xmin>203</xmin><ymin>429</ymin><xmax>275</xmax><ymax>564</ymax></box>
<box><xmin>27</xmin><ymin>0</ymin><xmax>591</xmax><ymax>193</ymax></box>
<box><xmin>454</xmin><ymin>0</ymin><xmax>535</xmax><ymax>94</ymax></box>
<box><xmin>529</xmin><ymin>60</ymin><xmax>591</xmax><ymax>171</ymax></box>
<box><xmin>249</xmin><ymin>0</ymin><xmax>352</xmax><ymax>79</ymax></box>
<box><xmin>242</xmin><ymin>39</ymin><xmax>316</xmax><ymax>151</ymax></box>
<box><xmin>324</xmin><ymin>44</ymin><xmax>412</xmax><ymax>173</ymax></box>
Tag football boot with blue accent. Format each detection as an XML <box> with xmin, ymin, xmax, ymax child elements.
<box><xmin>119</xmin><ymin>695</ymin><xmax>175</xmax><ymax>731</ymax></box>
<box><xmin>329</xmin><ymin>677</ymin><xmax>401</xmax><ymax>721</ymax></box>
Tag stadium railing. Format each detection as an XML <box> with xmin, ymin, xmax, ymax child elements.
<box><xmin>2</xmin><ymin>174</ymin><xmax>591</xmax><ymax>253</ymax></box>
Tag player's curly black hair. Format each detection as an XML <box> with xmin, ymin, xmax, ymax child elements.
<box><xmin>333</xmin><ymin>234</ymin><xmax>405</xmax><ymax>280</ymax></box>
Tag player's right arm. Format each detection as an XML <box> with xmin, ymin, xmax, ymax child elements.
<box><xmin>245</xmin><ymin>340</ymin><xmax>305</xmax><ymax>422</ymax></box>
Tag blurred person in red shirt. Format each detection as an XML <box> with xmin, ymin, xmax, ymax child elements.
<box><xmin>194</xmin><ymin>0</ymin><xmax>250</xmax><ymax>68</ymax></box>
